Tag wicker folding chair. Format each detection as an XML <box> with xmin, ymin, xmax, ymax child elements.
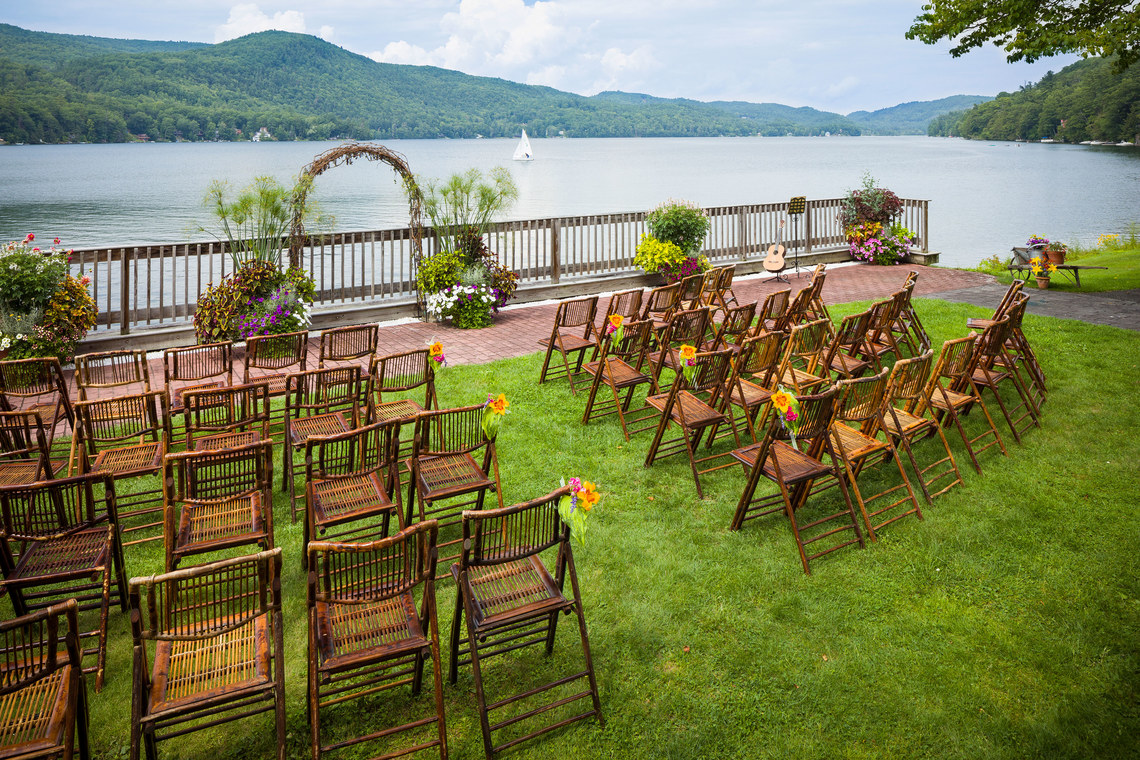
<box><xmin>644</xmin><ymin>349</ymin><xmax>736</xmax><ymax>498</ymax></box>
<box><xmin>283</xmin><ymin>367</ymin><xmax>363</xmax><ymax>523</ymax></box>
<box><xmin>708</xmin><ymin>330</ymin><xmax>786</xmax><ymax>446</ymax></box>
<box><xmin>581</xmin><ymin>319</ymin><xmax>655</xmax><ymax>440</ymax></box>
<box><xmin>640</xmin><ymin>282</ymin><xmax>682</xmax><ymax>334</ymax></box>
<box><xmin>881</xmin><ymin>351</ymin><xmax>963</xmax><ymax>504</ymax></box>
<box><xmin>0</xmin><ymin>474</ymin><xmax>127</xmax><ymax>692</ymax></box>
<box><xmin>537</xmin><ymin>296</ymin><xmax>599</xmax><ymax>396</ymax></box>
<box><xmin>318</xmin><ymin>324</ymin><xmax>379</xmax><ymax>393</ymax></box>
<box><xmin>642</xmin><ymin>307</ymin><xmax>711</xmax><ymax>394</ymax></box>
<box><xmin>828</xmin><ymin>368</ymin><xmax>922</xmax><ymax>540</ymax></box>
<box><xmin>407</xmin><ymin>404</ymin><xmax>504</xmax><ymax>579</ymax></box>
<box><xmin>757</xmin><ymin>288</ymin><xmax>791</xmax><ymax>333</ymax></box>
<box><xmin>708</xmin><ymin>301</ymin><xmax>757</xmax><ymax>356</ymax></box>
<box><xmin>600</xmin><ymin>288</ymin><xmax>644</xmax><ymax>323</ymax></box>
<box><xmin>73</xmin><ymin>349</ymin><xmax>151</xmax><ymax>402</ymax></box>
<box><xmin>0</xmin><ymin>411</ymin><xmax>65</xmax><ymax>486</ymax></box>
<box><xmin>987</xmin><ymin>294</ymin><xmax>1046</xmax><ymax>410</ymax></box>
<box><xmin>730</xmin><ymin>385</ymin><xmax>864</xmax><ymax>574</ymax></box>
<box><xmin>776</xmin><ymin>286</ymin><xmax>815</xmax><ymax>333</ymax></box>
<box><xmin>0</xmin><ymin>599</ymin><xmax>90</xmax><ymax>760</ymax></box>
<box><xmin>0</xmin><ymin>357</ymin><xmax>74</xmax><ymax>462</ymax></box>
<box><xmin>893</xmin><ymin>273</ymin><xmax>931</xmax><ymax>353</ymax></box>
<box><xmin>307</xmin><ymin>522</ymin><xmax>447</xmax><ymax>760</ymax></box>
<box><xmin>717</xmin><ymin>264</ymin><xmax>740</xmax><ymax>310</ymax></box>
<box><xmin>774</xmin><ymin>318</ymin><xmax>832</xmax><ymax>394</ymax></box>
<box><xmin>965</xmin><ymin>280</ymin><xmax>1024</xmax><ymax>331</ymax></box>
<box><xmin>959</xmin><ymin>315</ymin><xmax>1040</xmax><ymax>443</ymax></box>
<box><xmin>821</xmin><ymin>309</ymin><xmax>874</xmax><ymax>381</ymax></box>
<box><xmin>368</xmin><ymin>348</ymin><xmax>439</xmax><ymax>456</ymax></box>
<box><xmin>161</xmin><ymin>440</ymin><xmax>274</xmax><ymax>571</ymax></box>
<box><xmin>128</xmin><ymin>549</ymin><xmax>286</xmax><ymax>760</ymax></box>
<box><xmin>180</xmin><ymin>382</ymin><xmax>271</xmax><ymax>452</ymax></box>
<box><xmin>859</xmin><ymin>291</ymin><xmax>909</xmax><ymax>369</ymax></box>
<box><xmin>924</xmin><ymin>335</ymin><xmax>1007</xmax><ymax>474</ymax></box>
<box><xmin>73</xmin><ymin>391</ymin><xmax>169</xmax><ymax>548</ymax></box>
<box><xmin>302</xmin><ymin>419</ymin><xmax>402</xmax><ymax>568</ymax></box>
<box><xmin>242</xmin><ymin>330</ymin><xmax>308</xmax><ymax>428</ymax></box>
<box><xmin>163</xmin><ymin>342</ymin><xmax>234</xmax><ymax>416</ymax></box>
<box><xmin>678</xmin><ymin>272</ymin><xmax>707</xmax><ymax>311</ymax></box>
<box><xmin>449</xmin><ymin>486</ymin><xmax>603</xmax><ymax>760</ymax></box>
<box><xmin>803</xmin><ymin>267</ymin><xmax>831</xmax><ymax>324</ymax></box>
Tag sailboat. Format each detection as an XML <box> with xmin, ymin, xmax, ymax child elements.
<box><xmin>512</xmin><ymin>129</ymin><xmax>534</xmax><ymax>161</ymax></box>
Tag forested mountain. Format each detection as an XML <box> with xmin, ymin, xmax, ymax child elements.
<box><xmin>926</xmin><ymin>57</ymin><xmax>1140</xmax><ymax>143</ymax></box>
<box><xmin>591</xmin><ymin>92</ymin><xmax>860</xmax><ymax>135</ymax></box>
<box><xmin>846</xmin><ymin>95</ymin><xmax>992</xmax><ymax>135</ymax></box>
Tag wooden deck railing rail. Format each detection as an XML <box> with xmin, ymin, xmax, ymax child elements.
<box><xmin>70</xmin><ymin>198</ymin><xmax>929</xmax><ymax>335</ymax></box>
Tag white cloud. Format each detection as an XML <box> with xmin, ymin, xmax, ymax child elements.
<box><xmin>214</xmin><ymin>4</ymin><xmax>309</xmax><ymax>42</ymax></box>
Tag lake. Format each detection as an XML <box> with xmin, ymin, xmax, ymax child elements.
<box><xmin>2</xmin><ymin>136</ymin><xmax>1138</xmax><ymax>268</ymax></box>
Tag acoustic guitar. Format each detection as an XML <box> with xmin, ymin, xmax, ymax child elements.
<box><xmin>763</xmin><ymin>219</ymin><xmax>787</xmax><ymax>272</ymax></box>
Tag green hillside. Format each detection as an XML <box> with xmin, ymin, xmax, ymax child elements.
<box><xmin>846</xmin><ymin>94</ymin><xmax>992</xmax><ymax>134</ymax></box>
<box><xmin>926</xmin><ymin>57</ymin><xmax>1140</xmax><ymax>142</ymax></box>
<box><xmin>591</xmin><ymin>91</ymin><xmax>860</xmax><ymax>135</ymax></box>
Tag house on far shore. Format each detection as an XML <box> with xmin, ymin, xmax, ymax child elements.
<box><xmin>252</xmin><ymin>127</ymin><xmax>272</xmax><ymax>142</ymax></box>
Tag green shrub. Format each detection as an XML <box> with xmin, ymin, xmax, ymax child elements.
<box><xmin>417</xmin><ymin>250</ymin><xmax>464</xmax><ymax>294</ymax></box>
<box><xmin>645</xmin><ymin>199</ymin><xmax>710</xmax><ymax>255</ymax></box>
<box><xmin>633</xmin><ymin>234</ymin><xmax>686</xmax><ymax>274</ymax></box>
<box><xmin>193</xmin><ymin>263</ymin><xmax>315</xmax><ymax>343</ymax></box>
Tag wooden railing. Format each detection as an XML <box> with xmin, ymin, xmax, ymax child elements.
<box><xmin>70</xmin><ymin>198</ymin><xmax>929</xmax><ymax>335</ymax></box>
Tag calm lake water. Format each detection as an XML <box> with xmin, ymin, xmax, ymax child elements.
<box><xmin>2</xmin><ymin>136</ymin><xmax>1138</xmax><ymax>268</ymax></box>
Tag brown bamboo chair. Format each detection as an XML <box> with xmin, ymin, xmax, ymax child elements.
<box><xmin>180</xmin><ymin>381</ymin><xmax>271</xmax><ymax>452</ymax></box>
<box><xmin>161</xmin><ymin>440</ymin><xmax>274</xmax><ymax>571</ymax></box>
<box><xmin>128</xmin><ymin>548</ymin><xmax>285</xmax><ymax>760</ymax></box>
<box><xmin>0</xmin><ymin>357</ymin><xmax>74</xmax><ymax>462</ymax></box>
<box><xmin>368</xmin><ymin>347</ymin><xmax>439</xmax><ymax>450</ymax></box>
<box><xmin>717</xmin><ymin>264</ymin><xmax>740</xmax><ymax>310</ymax></box>
<box><xmin>729</xmin><ymin>385</ymin><xmax>864</xmax><ymax>574</ymax></box>
<box><xmin>407</xmin><ymin>404</ymin><xmax>504</xmax><ymax>579</ymax></box>
<box><xmin>642</xmin><ymin>307</ymin><xmax>711</xmax><ymax>394</ymax></box>
<box><xmin>924</xmin><ymin>335</ymin><xmax>1007</xmax><ymax>474</ymax></box>
<box><xmin>640</xmin><ymin>282</ymin><xmax>682</xmax><ymax>334</ymax></box>
<box><xmin>959</xmin><ymin>315</ymin><xmax>1040</xmax><ymax>443</ymax></box>
<box><xmin>881</xmin><ymin>351</ymin><xmax>963</xmax><ymax>504</ymax></box>
<box><xmin>756</xmin><ymin>288</ymin><xmax>791</xmax><ymax>333</ymax></box>
<box><xmin>592</xmin><ymin>289</ymin><xmax>644</xmax><ymax>360</ymax></box>
<box><xmin>987</xmin><ymin>294</ymin><xmax>1046</xmax><ymax>410</ymax></box>
<box><xmin>581</xmin><ymin>319</ymin><xmax>655</xmax><ymax>440</ymax></box>
<box><xmin>708</xmin><ymin>301</ymin><xmax>757</xmax><ymax>356</ymax></box>
<box><xmin>283</xmin><ymin>367</ymin><xmax>363</xmax><ymax>523</ymax></box>
<box><xmin>73</xmin><ymin>391</ymin><xmax>169</xmax><ymax>548</ymax></box>
<box><xmin>0</xmin><ymin>473</ymin><xmax>126</xmax><ymax>693</ymax></box>
<box><xmin>678</xmin><ymin>272</ymin><xmax>707</xmax><ymax>310</ymax></box>
<box><xmin>892</xmin><ymin>273</ymin><xmax>931</xmax><ymax>353</ymax></box>
<box><xmin>0</xmin><ymin>411</ymin><xmax>65</xmax><ymax>486</ymax></box>
<box><xmin>775</xmin><ymin>286</ymin><xmax>814</xmax><ymax>333</ymax></box>
<box><xmin>822</xmin><ymin>309</ymin><xmax>874</xmax><ymax>381</ymax></box>
<box><xmin>644</xmin><ymin>348</ymin><xmax>736</xmax><ymax>498</ymax></box>
<box><xmin>709</xmin><ymin>330</ymin><xmax>786</xmax><ymax>446</ymax></box>
<box><xmin>0</xmin><ymin>599</ymin><xmax>90</xmax><ymax>760</ymax></box>
<box><xmin>242</xmin><ymin>330</ymin><xmax>308</xmax><ymax>428</ymax></box>
<box><xmin>859</xmin><ymin>292</ymin><xmax>908</xmax><ymax>369</ymax></box>
<box><xmin>163</xmin><ymin>341</ymin><xmax>234</xmax><ymax>416</ymax></box>
<box><xmin>307</xmin><ymin>522</ymin><xmax>446</xmax><ymax>760</ymax></box>
<box><xmin>318</xmin><ymin>324</ymin><xmax>379</xmax><ymax>395</ymax></box>
<box><xmin>828</xmin><ymin>368</ymin><xmax>922</xmax><ymax>540</ymax></box>
<box><xmin>449</xmin><ymin>486</ymin><xmax>603</xmax><ymax>759</ymax></box>
<box><xmin>302</xmin><ymin>419</ymin><xmax>402</xmax><ymax>569</ymax></box>
<box><xmin>73</xmin><ymin>349</ymin><xmax>151</xmax><ymax>402</ymax></box>
<box><xmin>774</xmin><ymin>318</ymin><xmax>831</xmax><ymax>394</ymax></box>
<box><xmin>537</xmin><ymin>296</ymin><xmax>599</xmax><ymax>396</ymax></box>
<box><xmin>802</xmin><ymin>267</ymin><xmax>831</xmax><ymax>325</ymax></box>
<box><xmin>965</xmin><ymin>279</ymin><xmax>1024</xmax><ymax>332</ymax></box>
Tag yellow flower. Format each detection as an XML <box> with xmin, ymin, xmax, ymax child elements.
<box><xmin>488</xmin><ymin>393</ymin><xmax>509</xmax><ymax>415</ymax></box>
<box><xmin>608</xmin><ymin>313</ymin><xmax>623</xmax><ymax>330</ymax></box>
<box><xmin>1047</xmin><ymin>263</ymin><xmax>1058</xmax><ymax>274</ymax></box>
<box><xmin>678</xmin><ymin>344</ymin><xmax>697</xmax><ymax>363</ymax></box>
<box><xmin>771</xmin><ymin>390</ymin><xmax>793</xmax><ymax>414</ymax></box>
<box><xmin>428</xmin><ymin>341</ymin><xmax>443</xmax><ymax>357</ymax></box>
<box><xmin>578</xmin><ymin>481</ymin><xmax>599</xmax><ymax>511</ymax></box>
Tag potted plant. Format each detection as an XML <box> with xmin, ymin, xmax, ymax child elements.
<box><xmin>634</xmin><ymin>199</ymin><xmax>711</xmax><ymax>283</ymax></box>
<box><xmin>0</xmin><ymin>234</ymin><xmax>97</xmax><ymax>361</ymax></box>
<box><xmin>1044</xmin><ymin>240</ymin><xmax>1068</xmax><ymax>266</ymax></box>
<box><xmin>1029</xmin><ymin>256</ymin><xmax>1057</xmax><ymax>288</ymax></box>
<box><xmin>414</xmin><ymin>168</ymin><xmax>520</xmax><ymax>328</ymax></box>
<box><xmin>848</xmin><ymin>223</ymin><xmax>918</xmax><ymax>266</ymax></box>
<box><xmin>194</xmin><ymin>176</ymin><xmax>321</xmax><ymax>343</ymax></box>
<box><xmin>840</xmin><ymin>173</ymin><xmax>904</xmax><ymax>245</ymax></box>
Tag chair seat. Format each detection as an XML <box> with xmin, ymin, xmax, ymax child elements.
<box><xmin>927</xmin><ymin>387</ymin><xmax>975</xmax><ymax>412</ymax></box>
<box><xmin>415</xmin><ymin>453</ymin><xmax>494</xmax><ymax>501</ymax></box>
<box><xmin>169</xmin><ymin>381</ymin><xmax>226</xmax><ymax>412</ymax></box>
<box><xmin>453</xmin><ymin>555</ymin><xmax>566</xmax><ymax>628</ymax></box>
<box><xmin>778</xmin><ymin>367</ymin><xmax>828</xmax><ymax>392</ymax></box>
<box><xmin>9</xmin><ymin>527</ymin><xmax>110</xmax><ymax>584</ymax></box>
<box><xmin>830</xmin><ymin>423</ymin><xmax>889</xmax><ymax>461</ymax></box>
<box><xmin>371</xmin><ymin>399</ymin><xmax>423</xmax><ymax>424</ymax></box>
<box><xmin>314</xmin><ymin>593</ymin><xmax>426</xmax><ymax>672</ymax></box>
<box><xmin>247</xmin><ymin>372</ymin><xmax>288</xmax><ymax>396</ymax></box>
<box><xmin>311</xmin><ymin>472</ymin><xmax>394</xmax><ymax>528</ymax></box>
<box><xmin>287</xmin><ymin>412</ymin><xmax>349</xmax><ymax>447</ymax></box>
<box><xmin>965</xmin><ymin>318</ymin><xmax>995</xmax><ymax>330</ymax></box>
<box><xmin>827</xmin><ymin>352</ymin><xmax>873</xmax><ymax>377</ymax></box>
<box><xmin>0</xmin><ymin>665</ymin><xmax>72</xmax><ymax>758</ymax></box>
<box><xmin>90</xmin><ymin>442</ymin><xmax>163</xmax><ymax>477</ymax></box>
<box><xmin>582</xmin><ymin>358</ymin><xmax>649</xmax><ymax>388</ymax></box>
<box><xmin>970</xmin><ymin>367</ymin><xmax>1011</xmax><ymax>388</ymax></box>
<box><xmin>0</xmin><ymin>459</ymin><xmax>65</xmax><ymax>486</ymax></box>
<box><xmin>647</xmin><ymin>391</ymin><xmax>726</xmax><ymax>428</ymax></box>
<box><xmin>881</xmin><ymin>408</ymin><xmax>932</xmax><ymax>437</ymax></box>
<box><xmin>174</xmin><ymin>493</ymin><xmax>265</xmax><ymax>556</ymax></box>
<box><xmin>731</xmin><ymin>440</ymin><xmax>830</xmax><ymax>486</ymax></box>
<box><xmin>537</xmin><ymin>333</ymin><xmax>593</xmax><ymax>353</ymax></box>
<box><xmin>729</xmin><ymin>380</ymin><xmax>773</xmax><ymax>408</ymax></box>
<box><xmin>148</xmin><ymin>615</ymin><xmax>271</xmax><ymax>713</ymax></box>
<box><xmin>192</xmin><ymin>430</ymin><xmax>262</xmax><ymax>451</ymax></box>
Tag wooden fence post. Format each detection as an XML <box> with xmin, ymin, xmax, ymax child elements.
<box><xmin>804</xmin><ymin>202</ymin><xmax>814</xmax><ymax>253</ymax></box>
<box><xmin>550</xmin><ymin>219</ymin><xmax>561</xmax><ymax>283</ymax></box>
<box><xmin>120</xmin><ymin>248</ymin><xmax>130</xmax><ymax>335</ymax></box>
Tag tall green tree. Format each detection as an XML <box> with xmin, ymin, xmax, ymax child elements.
<box><xmin>907</xmin><ymin>0</ymin><xmax>1140</xmax><ymax>71</ymax></box>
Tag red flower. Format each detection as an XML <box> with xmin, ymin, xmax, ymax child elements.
<box><xmin>24</xmin><ymin>233</ymin><xmax>34</xmax><ymax>242</ymax></box>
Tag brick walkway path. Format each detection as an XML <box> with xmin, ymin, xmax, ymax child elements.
<box><xmin>64</xmin><ymin>263</ymin><xmax>995</xmax><ymax>398</ymax></box>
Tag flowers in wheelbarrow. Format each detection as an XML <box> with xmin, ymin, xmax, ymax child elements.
<box><xmin>481</xmin><ymin>393</ymin><xmax>510</xmax><ymax>440</ymax></box>
<box><xmin>427</xmin><ymin>339</ymin><xmax>447</xmax><ymax>366</ymax></box>
<box><xmin>558</xmin><ymin>477</ymin><xmax>600</xmax><ymax>546</ymax></box>
<box><xmin>1029</xmin><ymin>257</ymin><xmax>1058</xmax><ymax>277</ymax></box>
<box><xmin>771</xmin><ymin>386</ymin><xmax>801</xmax><ymax>449</ymax></box>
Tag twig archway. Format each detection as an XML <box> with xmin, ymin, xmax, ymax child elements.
<box><xmin>289</xmin><ymin>141</ymin><xmax>425</xmax><ymax>277</ymax></box>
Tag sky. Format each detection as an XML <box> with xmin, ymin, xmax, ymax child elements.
<box><xmin>2</xmin><ymin>0</ymin><xmax>1083</xmax><ymax>114</ymax></box>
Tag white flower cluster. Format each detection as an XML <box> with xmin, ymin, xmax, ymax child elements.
<box><xmin>425</xmin><ymin>284</ymin><xmax>497</xmax><ymax>320</ymax></box>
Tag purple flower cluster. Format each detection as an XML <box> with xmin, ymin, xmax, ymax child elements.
<box><xmin>237</xmin><ymin>286</ymin><xmax>302</xmax><ymax>339</ymax></box>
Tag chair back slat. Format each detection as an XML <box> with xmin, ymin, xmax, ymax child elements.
<box><xmin>244</xmin><ymin>331</ymin><xmax>308</xmax><ymax>375</ymax></box>
<box><xmin>641</xmin><ymin>283</ymin><xmax>681</xmax><ymax>320</ymax></box>
<box><xmin>182</xmin><ymin>382</ymin><xmax>270</xmax><ymax>448</ymax></box>
<box><xmin>319</xmin><ymin>324</ymin><xmax>379</xmax><ymax>365</ymax></box>
<box><xmin>737</xmin><ymin>331</ymin><xmax>786</xmax><ymax>386</ymax></box>
<box><xmin>75</xmin><ymin>391</ymin><xmax>167</xmax><ymax>451</ymax></box>
<box><xmin>686</xmin><ymin>349</ymin><xmax>734</xmax><ymax>396</ymax></box>
<box><xmin>306</xmin><ymin>420</ymin><xmax>398</xmax><ymax>481</ymax></box>
<box><xmin>0</xmin><ymin>473</ymin><xmax>114</xmax><ymax>542</ymax></box>
<box><xmin>285</xmin><ymin>367</ymin><xmax>362</xmax><ymax>421</ymax></box>
<box><xmin>462</xmin><ymin>486</ymin><xmax>568</xmax><ymax>567</ymax></box>
<box><xmin>0</xmin><ymin>600</ymin><xmax>80</xmax><ymax>699</ymax></box>
<box><xmin>758</xmin><ymin>288</ymin><xmax>791</xmax><ymax>328</ymax></box>
<box><xmin>886</xmin><ymin>350</ymin><xmax>935</xmax><ymax>409</ymax></box>
<box><xmin>0</xmin><ymin>411</ymin><xmax>51</xmax><ymax>479</ymax></box>
<box><xmin>713</xmin><ymin>302</ymin><xmax>757</xmax><ymax>349</ymax></box>
<box><xmin>782</xmin><ymin>386</ymin><xmax>839</xmax><ymax>443</ymax></box>
<box><xmin>412</xmin><ymin>404</ymin><xmax>489</xmax><ymax>458</ymax></box>
<box><xmin>75</xmin><ymin>349</ymin><xmax>151</xmax><ymax>399</ymax></box>
<box><xmin>164</xmin><ymin>342</ymin><xmax>233</xmax><ymax>384</ymax></box>
<box><xmin>835</xmin><ymin>367</ymin><xmax>891</xmax><ymax>424</ymax></box>
<box><xmin>371</xmin><ymin>349</ymin><xmax>437</xmax><ymax>411</ymax></box>
<box><xmin>661</xmin><ymin>307</ymin><xmax>710</xmax><ymax>349</ymax></box>
<box><xmin>555</xmin><ymin>296</ymin><xmax>598</xmax><ymax>330</ymax></box>
<box><xmin>166</xmin><ymin>440</ymin><xmax>274</xmax><ymax>503</ymax></box>
<box><xmin>310</xmin><ymin>521</ymin><xmax>437</xmax><ymax>605</ymax></box>
<box><xmin>603</xmin><ymin>289</ymin><xmax>643</xmax><ymax>321</ymax></box>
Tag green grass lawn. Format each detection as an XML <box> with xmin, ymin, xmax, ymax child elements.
<box><xmin>12</xmin><ymin>300</ymin><xmax>1140</xmax><ymax>760</ymax></box>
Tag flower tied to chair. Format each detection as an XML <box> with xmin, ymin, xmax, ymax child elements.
<box><xmin>427</xmin><ymin>339</ymin><xmax>447</xmax><ymax>366</ymax></box>
<box><xmin>481</xmin><ymin>393</ymin><xmax>510</xmax><ymax>439</ymax></box>
<box><xmin>677</xmin><ymin>344</ymin><xmax>697</xmax><ymax>385</ymax></box>
<box><xmin>558</xmin><ymin>477</ymin><xmax>600</xmax><ymax>545</ymax></box>
<box><xmin>771</xmin><ymin>386</ymin><xmax>801</xmax><ymax>449</ymax></box>
<box><xmin>605</xmin><ymin>313</ymin><xmax>624</xmax><ymax>344</ymax></box>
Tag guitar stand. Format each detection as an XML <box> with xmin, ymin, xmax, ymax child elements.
<box><xmin>769</xmin><ymin>270</ymin><xmax>790</xmax><ymax>284</ymax></box>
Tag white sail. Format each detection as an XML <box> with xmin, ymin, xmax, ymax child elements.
<box><xmin>512</xmin><ymin>129</ymin><xmax>534</xmax><ymax>161</ymax></box>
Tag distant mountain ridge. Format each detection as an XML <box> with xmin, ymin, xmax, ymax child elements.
<box><xmin>846</xmin><ymin>95</ymin><xmax>993</xmax><ymax>135</ymax></box>
<box><xmin>0</xmin><ymin>23</ymin><xmax>980</xmax><ymax>144</ymax></box>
